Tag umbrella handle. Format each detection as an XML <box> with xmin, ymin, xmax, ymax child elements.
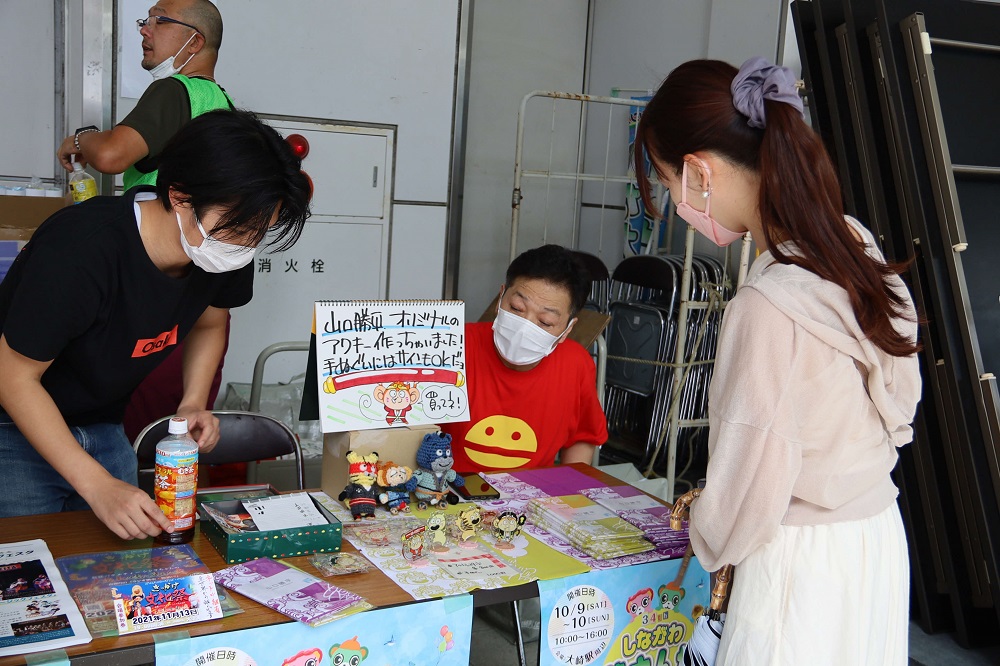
<box><xmin>710</xmin><ymin>564</ymin><xmax>733</xmax><ymax>613</ymax></box>
<box><xmin>669</xmin><ymin>488</ymin><xmax>701</xmax><ymax>530</ymax></box>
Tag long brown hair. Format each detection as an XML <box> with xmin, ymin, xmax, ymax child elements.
<box><xmin>635</xmin><ymin>59</ymin><xmax>918</xmax><ymax>356</ymax></box>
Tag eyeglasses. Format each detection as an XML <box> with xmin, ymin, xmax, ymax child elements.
<box><xmin>136</xmin><ymin>15</ymin><xmax>203</xmax><ymax>35</ymax></box>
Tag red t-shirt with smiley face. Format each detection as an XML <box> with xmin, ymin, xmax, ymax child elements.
<box><xmin>444</xmin><ymin>322</ymin><xmax>608</xmax><ymax>474</ymax></box>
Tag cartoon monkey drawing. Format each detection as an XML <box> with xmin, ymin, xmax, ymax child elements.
<box><xmin>626</xmin><ymin>588</ymin><xmax>654</xmax><ymax>618</ymax></box>
<box><xmin>658</xmin><ymin>582</ymin><xmax>685</xmax><ymax>611</ymax></box>
<box><xmin>329</xmin><ymin>636</ymin><xmax>368</xmax><ymax>666</ymax></box>
<box><xmin>374</xmin><ymin>382</ymin><xmax>420</xmax><ymax>425</ymax></box>
<box><xmin>281</xmin><ymin>648</ymin><xmax>322</xmax><ymax>666</ymax></box>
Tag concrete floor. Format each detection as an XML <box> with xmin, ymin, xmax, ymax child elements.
<box><xmin>908</xmin><ymin>623</ymin><xmax>1000</xmax><ymax>666</ymax></box>
<box><xmin>470</xmin><ymin>606</ymin><xmax>1000</xmax><ymax>666</ymax></box>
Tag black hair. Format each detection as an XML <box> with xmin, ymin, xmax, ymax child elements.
<box><xmin>635</xmin><ymin>59</ymin><xmax>918</xmax><ymax>357</ymax></box>
<box><xmin>155</xmin><ymin>109</ymin><xmax>311</xmax><ymax>252</ymax></box>
<box><xmin>505</xmin><ymin>244</ymin><xmax>590</xmax><ymax>316</ymax></box>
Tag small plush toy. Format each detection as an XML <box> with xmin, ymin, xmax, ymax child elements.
<box><xmin>338</xmin><ymin>450</ymin><xmax>380</xmax><ymax>520</ymax></box>
<box><xmin>376</xmin><ymin>461</ymin><xmax>418</xmax><ymax>514</ymax></box>
<box><xmin>412</xmin><ymin>431</ymin><xmax>464</xmax><ymax>510</ymax></box>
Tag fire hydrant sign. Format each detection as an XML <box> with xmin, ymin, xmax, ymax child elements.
<box><xmin>538</xmin><ymin>557</ymin><xmax>710</xmax><ymax>666</ymax></box>
<box><xmin>314</xmin><ymin>300</ymin><xmax>470</xmax><ymax>432</ymax></box>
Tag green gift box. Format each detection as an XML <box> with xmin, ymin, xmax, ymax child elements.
<box><xmin>196</xmin><ymin>487</ymin><xmax>342</xmax><ymax>564</ymax></box>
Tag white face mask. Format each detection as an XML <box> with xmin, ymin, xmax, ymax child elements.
<box><xmin>149</xmin><ymin>33</ymin><xmax>196</xmax><ymax>81</ymax></box>
<box><xmin>176</xmin><ymin>211</ymin><xmax>256</xmax><ymax>273</ymax></box>
<box><xmin>492</xmin><ymin>300</ymin><xmax>572</xmax><ymax>367</ymax></box>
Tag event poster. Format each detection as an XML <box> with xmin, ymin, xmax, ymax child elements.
<box><xmin>314</xmin><ymin>300</ymin><xmax>470</xmax><ymax>433</ymax></box>
<box><xmin>154</xmin><ymin>595</ymin><xmax>473</xmax><ymax>666</ymax></box>
<box><xmin>57</xmin><ymin>544</ymin><xmax>241</xmax><ymax>636</ymax></box>
<box><xmin>537</xmin><ymin>557</ymin><xmax>710</xmax><ymax>666</ymax></box>
<box><xmin>625</xmin><ymin>96</ymin><xmax>666</xmax><ymax>257</ymax></box>
<box><xmin>0</xmin><ymin>539</ymin><xmax>91</xmax><ymax>657</ymax></box>
<box><xmin>112</xmin><ymin>574</ymin><xmax>223</xmax><ymax>634</ymax></box>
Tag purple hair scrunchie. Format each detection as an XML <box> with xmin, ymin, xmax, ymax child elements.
<box><xmin>731</xmin><ymin>56</ymin><xmax>804</xmax><ymax>129</ymax></box>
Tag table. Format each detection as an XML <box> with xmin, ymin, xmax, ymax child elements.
<box><xmin>1</xmin><ymin>464</ymin><xmax>651</xmax><ymax>666</ymax></box>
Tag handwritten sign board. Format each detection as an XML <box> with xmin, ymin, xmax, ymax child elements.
<box><xmin>314</xmin><ymin>300</ymin><xmax>470</xmax><ymax>432</ymax></box>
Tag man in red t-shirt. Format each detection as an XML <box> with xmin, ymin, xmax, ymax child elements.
<box><xmin>444</xmin><ymin>245</ymin><xmax>608</xmax><ymax>474</ymax></box>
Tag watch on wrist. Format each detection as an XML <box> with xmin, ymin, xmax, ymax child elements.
<box><xmin>73</xmin><ymin>125</ymin><xmax>100</xmax><ymax>152</ymax></box>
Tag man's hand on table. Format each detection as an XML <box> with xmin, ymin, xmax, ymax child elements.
<box><xmin>84</xmin><ymin>477</ymin><xmax>173</xmax><ymax>540</ymax></box>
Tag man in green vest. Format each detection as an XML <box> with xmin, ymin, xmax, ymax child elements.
<box><xmin>56</xmin><ymin>0</ymin><xmax>236</xmax><ymax>446</ymax></box>
<box><xmin>57</xmin><ymin>0</ymin><xmax>231</xmax><ymax>188</ymax></box>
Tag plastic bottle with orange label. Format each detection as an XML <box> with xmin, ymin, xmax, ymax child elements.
<box><xmin>154</xmin><ymin>417</ymin><xmax>198</xmax><ymax>544</ymax></box>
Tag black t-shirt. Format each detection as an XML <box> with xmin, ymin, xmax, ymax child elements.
<box><xmin>118</xmin><ymin>78</ymin><xmax>192</xmax><ymax>175</ymax></box>
<box><xmin>0</xmin><ymin>188</ymin><xmax>253</xmax><ymax>425</ymax></box>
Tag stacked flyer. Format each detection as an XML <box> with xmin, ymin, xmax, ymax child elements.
<box><xmin>214</xmin><ymin>557</ymin><xmax>371</xmax><ymax>627</ymax></box>
<box><xmin>525</xmin><ymin>495</ymin><xmax>655</xmax><ymax>560</ymax></box>
<box><xmin>581</xmin><ymin>485</ymin><xmax>689</xmax><ymax>557</ymax></box>
<box><xmin>56</xmin><ymin>544</ymin><xmax>242</xmax><ymax>636</ymax></box>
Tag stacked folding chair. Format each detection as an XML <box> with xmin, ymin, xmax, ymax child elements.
<box><xmin>600</xmin><ymin>253</ymin><xmax>731</xmax><ymax>482</ymax></box>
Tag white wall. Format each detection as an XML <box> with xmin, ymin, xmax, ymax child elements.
<box><xmin>0</xmin><ymin>1</ymin><xmax>56</xmax><ymax>182</ymax></box>
<box><xmin>456</xmin><ymin>0</ymin><xmax>590</xmax><ymax>319</ymax></box>
<box><xmin>580</xmin><ymin>0</ymin><xmax>714</xmax><ymax>267</ymax></box>
<box><xmin>707</xmin><ymin>0</ymin><xmax>788</xmax><ymax>65</ymax></box>
<box><xmin>456</xmin><ymin>0</ymin><xmax>796</xmax><ymax>293</ymax></box>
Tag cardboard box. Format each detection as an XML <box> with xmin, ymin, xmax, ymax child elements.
<box><xmin>321</xmin><ymin>425</ymin><xmax>438</xmax><ymax>500</ymax></box>
<box><xmin>0</xmin><ymin>194</ymin><xmax>73</xmax><ymax>241</ymax></box>
<box><xmin>196</xmin><ymin>486</ymin><xmax>342</xmax><ymax>564</ymax></box>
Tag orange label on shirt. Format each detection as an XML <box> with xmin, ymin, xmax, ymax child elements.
<box><xmin>132</xmin><ymin>325</ymin><xmax>179</xmax><ymax>358</ymax></box>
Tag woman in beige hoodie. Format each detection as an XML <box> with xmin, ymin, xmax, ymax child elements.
<box><xmin>634</xmin><ymin>58</ymin><xmax>921</xmax><ymax>665</ymax></box>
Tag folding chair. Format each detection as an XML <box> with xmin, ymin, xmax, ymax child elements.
<box><xmin>133</xmin><ymin>410</ymin><xmax>305</xmax><ymax>494</ymax></box>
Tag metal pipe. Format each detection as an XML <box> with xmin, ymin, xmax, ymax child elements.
<box><xmin>930</xmin><ymin>36</ymin><xmax>1000</xmax><ymax>55</ymax></box>
<box><xmin>571</xmin><ymin>0</ymin><xmax>597</xmax><ymax>250</ymax></box>
<box><xmin>952</xmin><ymin>164</ymin><xmax>1000</xmax><ymax>177</ymax></box>
<box><xmin>510</xmin><ymin>91</ymin><xmax>647</xmax><ymax>263</ymax></box>
<box><xmin>520</xmin><ymin>170</ymin><xmax>635</xmax><ymax>183</ymax></box>
<box><xmin>249</xmin><ymin>341</ymin><xmax>310</xmax><ymax>412</ymax></box>
<box><xmin>443</xmin><ymin>0</ymin><xmax>473</xmax><ymax>299</ymax></box>
<box><xmin>54</xmin><ymin>0</ymin><xmax>66</xmax><ymax>189</ymax></box>
<box><xmin>663</xmin><ymin>226</ymin><xmax>697</xmax><ymax>500</ymax></box>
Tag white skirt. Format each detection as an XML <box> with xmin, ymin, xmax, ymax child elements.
<box><xmin>717</xmin><ymin>502</ymin><xmax>909</xmax><ymax>666</ymax></box>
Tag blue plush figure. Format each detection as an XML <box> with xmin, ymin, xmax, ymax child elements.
<box><xmin>412</xmin><ymin>431</ymin><xmax>464</xmax><ymax>509</ymax></box>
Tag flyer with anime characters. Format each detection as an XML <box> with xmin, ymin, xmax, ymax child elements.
<box><xmin>538</xmin><ymin>557</ymin><xmax>711</xmax><ymax>666</ymax></box>
<box><xmin>111</xmin><ymin>574</ymin><xmax>223</xmax><ymax>634</ymax></box>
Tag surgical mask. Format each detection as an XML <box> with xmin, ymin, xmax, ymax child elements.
<box><xmin>149</xmin><ymin>33</ymin><xmax>196</xmax><ymax>81</ymax></box>
<box><xmin>492</xmin><ymin>298</ymin><xmax>571</xmax><ymax>366</ymax></box>
<box><xmin>176</xmin><ymin>211</ymin><xmax>256</xmax><ymax>273</ymax></box>
<box><xmin>675</xmin><ymin>160</ymin><xmax>744</xmax><ymax>247</ymax></box>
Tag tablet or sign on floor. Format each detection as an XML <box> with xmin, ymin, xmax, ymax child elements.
<box><xmin>153</xmin><ymin>594</ymin><xmax>473</xmax><ymax>666</ymax></box>
<box><xmin>537</xmin><ymin>557</ymin><xmax>710</xmax><ymax>666</ymax></box>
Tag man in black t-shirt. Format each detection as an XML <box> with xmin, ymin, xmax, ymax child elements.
<box><xmin>56</xmin><ymin>0</ymin><xmax>237</xmax><ymax>445</ymax></box>
<box><xmin>0</xmin><ymin>111</ymin><xmax>311</xmax><ymax>540</ymax></box>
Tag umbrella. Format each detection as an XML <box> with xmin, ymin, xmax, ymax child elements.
<box><xmin>682</xmin><ymin>564</ymin><xmax>731</xmax><ymax>666</ymax></box>
<box><xmin>670</xmin><ymin>489</ymin><xmax>733</xmax><ymax>666</ymax></box>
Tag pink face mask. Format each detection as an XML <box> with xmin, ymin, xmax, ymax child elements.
<box><xmin>675</xmin><ymin>160</ymin><xmax>744</xmax><ymax>247</ymax></box>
